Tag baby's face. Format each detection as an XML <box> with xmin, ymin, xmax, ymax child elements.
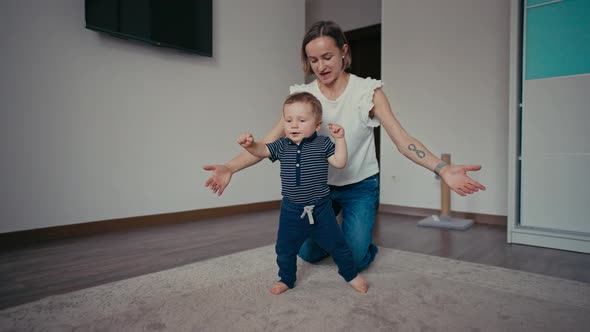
<box><xmin>282</xmin><ymin>102</ymin><xmax>321</xmax><ymax>144</ymax></box>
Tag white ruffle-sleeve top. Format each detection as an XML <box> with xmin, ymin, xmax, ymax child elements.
<box><xmin>290</xmin><ymin>74</ymin><xmax>383</xmax><ymax>186</ymax></box>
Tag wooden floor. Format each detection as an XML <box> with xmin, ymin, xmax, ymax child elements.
<box><xmin>1</xmin><ymin>210</ymin><xmax>589</xmax><ymax>310</ymax></box>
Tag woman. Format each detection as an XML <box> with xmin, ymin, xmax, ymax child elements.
<box><xmin>204</xmin><ymin>21</ymin><xmax>485</xmax><ymax>271</ymax></box>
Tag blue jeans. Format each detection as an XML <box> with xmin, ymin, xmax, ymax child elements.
<box><xmin>298</xmin><ymin>174</ymin><xmax>379</xmax><ymax>271</ymax></box>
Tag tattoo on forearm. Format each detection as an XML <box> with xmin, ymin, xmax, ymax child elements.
<box><xmin>408</xmin><ymin>144</ymin><xmax>426</xmax><ymax>158</ymax></box>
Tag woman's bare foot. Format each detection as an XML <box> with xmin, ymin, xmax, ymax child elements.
<box><xmin>270</xmin><ymin>282</ymin><xmax>290</xmax><ymax>295</ymax></box>
<box><xmin>349</xmin><ymin>275</ymin><xmax>368</xmax><ymax>293</ymax></box>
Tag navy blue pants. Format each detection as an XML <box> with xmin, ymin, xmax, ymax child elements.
<box><xmin>276</xmin><ymin>196</ymin><xmax>358</xmax><ymax>289</ymax></box>
<box><xmin>298</xmin><ymin>174</ymin><xmax>380</xmax><ymax>271</ymax></box>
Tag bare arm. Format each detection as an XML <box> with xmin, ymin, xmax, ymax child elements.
<box><xmin>372</xmin><ymin>89</ymin><xmax>440</xmax><ymax>170</ymax></box>
<box><xmin>372</xmin><ymin>88</ymin><xmax>486</xmax><ymax>196</ymax></box>
<box><xmin>237</xmin><ymin>133</ymin><xmax>271</xmax><ymax>159</ymax></box>
<box><xmin>327</xmin><ymin>123</ymin><xmax>347</xmax><ymax>169</ymax></box>
<box><xmin>203</xmin><ymin>117</ymin><xmax>284</xmax><ymax>196</ymax></box>
<box><xmin>225</xmin><ymin>118</ymin><xmax>284</xmax><ymax>173</ymax></box>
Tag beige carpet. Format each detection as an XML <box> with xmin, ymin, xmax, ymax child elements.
<box><xmin>1</xmin><ymin>245</ymin><xmax>589</xmax><ymax>331</ymax></box>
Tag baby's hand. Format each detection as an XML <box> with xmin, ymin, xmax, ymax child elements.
<box><xmin>328</xmin><ymin>123</ymin><xmax>345</xmax><ymax>139</ymax></box>
<box><xmin>237</xmin><ymin>133</ymin><xmax>254</xmax><ymax>148</ymax></box>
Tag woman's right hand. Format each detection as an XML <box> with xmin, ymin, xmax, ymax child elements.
<box><xmin>203</xmin><ymin>164</ymin><xmax>233</xmax><ymax>196</ymax></box>
<box><xmin>203</xmin><ymin>117</ymin><xmax>284</xmax><ymax>197</ymax></box>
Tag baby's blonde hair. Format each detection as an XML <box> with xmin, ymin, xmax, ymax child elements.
<box><xmin>283</xmin><ymin>92</ymin><xmax>323</xmax><ymax>122</ymax></box>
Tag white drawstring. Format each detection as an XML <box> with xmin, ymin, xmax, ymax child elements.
<box><xmin>300</xmin><ymin>205</ymin><xmax>315</xmax><ymax>224</ymax></box>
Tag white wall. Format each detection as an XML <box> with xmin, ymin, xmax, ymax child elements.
<box><xmin>305</xmin><ymin>0</ymin><xmax>381</xmax><ymax>30</ymax></box>
<box><xmin>305</xmin><ymin>0</ymin><xmax>508</xmax><ymax>216</ymax></box>
<box><xmin>380</xmin><ymin>0</ymin><xmax>510</xmax><ymax>215</ymax></box>
<box><xmin>0</xmin><ymin>0</ymin><xmax>510</xmax><ymax>234</ymax></box>
<box><xmin>0</xmin><ymin>0</ymin><xmax>304</xmax><ymax>233</ymax></box>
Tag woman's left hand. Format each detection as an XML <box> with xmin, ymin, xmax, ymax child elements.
<box><xmin>440</xmin><ymin>165</ymin><xmax>486</xmax><ymax>196</ymax></box>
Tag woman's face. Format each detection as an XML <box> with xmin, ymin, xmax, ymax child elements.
<box><xmin>305</xmin><ymin>36</ymin><xmax>347</xmax><ymax>86</ymax></box>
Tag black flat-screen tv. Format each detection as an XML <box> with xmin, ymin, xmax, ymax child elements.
<box><xmin>85</xmin><ymin>0</ymin><xmax>213</xmax><ymax>57</ymax></box>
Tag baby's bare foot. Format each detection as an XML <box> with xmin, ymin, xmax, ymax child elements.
<box><xmin>349</xmin><ymin>275</ymin><xmax>368</xmax><ymax>293</ymax></box>
<box><xmin>270</xmin><ymin>282</ymin><xmax>290</xmax><ymax>295</ymax></box>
